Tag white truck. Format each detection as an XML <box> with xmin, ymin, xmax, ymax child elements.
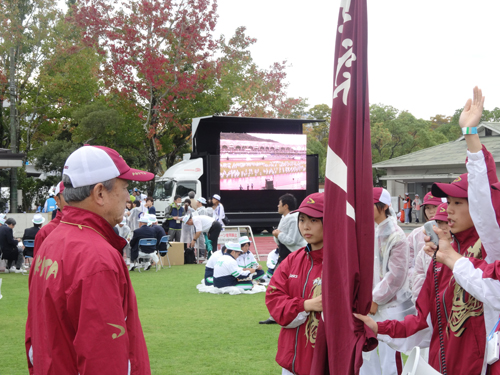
<box><xmin>153</xmin><ymin>156</ymin><xmax>203</xmax><ymax>223</ymax></box>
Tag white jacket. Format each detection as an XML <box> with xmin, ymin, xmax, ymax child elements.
<box><xmin>373</xmin><ymin>214</ymin><xmax>413</xmax><ymax>316</ymax></box>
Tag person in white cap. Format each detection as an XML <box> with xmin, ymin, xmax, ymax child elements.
<box><xmin>147</xmin><ymin>214</ymin><xmax>167</xmax><ymax>254</ymax></box>
<box><xmin>129</xmin><ymin>215</ymin><xmax>158</xmax><ymax>270</ymax></box>
<box><xmin>43</xmin><ymin>192</ymin><xmax>57</xmax><ymax>214</ymax></box>
<box><xmin>184</xmin><ymin>213</ymin><xmax>223</xmax><ymax>253</ymax></box>
<box><xmin>21</xmin><ymin>214</ymin><xmax>45</xmax><ymax>260</ymax></box>
<box><xmin>116</xmin><ymin>216</ymin><xmax>132</xmax><ymax>264</ymax></box>
<box><xmin>213</xmin><ymin>242</ymin><xmax>255</xmax><ymax>290</ymax></box>
<box><xmin>194</xmin><ymin>197</ymin><xmax>207</xmax><ymax>216</ymax></box>
<box><xmin>26</xmin><ymin>145</ymin><xmax>152</xmax><ymax>374</ymax></box>
<box><xmin>212</xmin><ymin>194</ymin><xmax>226</xmax><ymax>225</ymax></box>
<box><xmin>203</xmin><ymin>245</ymin><xmax>225</xmax><ymax>286</ymax></box>
<box><xmin>359</xmin><ymin>188</ymin><xmax>413</xmax><ymax>375</ymax></box>
<box><xmin>237</xmin><ymin>236</ymin><xmax>265</xmax><ymax>282</ymax></box>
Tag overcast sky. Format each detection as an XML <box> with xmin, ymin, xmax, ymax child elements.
<box><xmin>215</xmin><ymin>0</ymin><xmax>500</xmax><ymax>120</ymax></box>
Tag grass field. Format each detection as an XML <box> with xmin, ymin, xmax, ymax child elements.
<box><xmin>0</xmin><ymin>262</ymin><xmax>282</xmax><ymax>374</ymax></box>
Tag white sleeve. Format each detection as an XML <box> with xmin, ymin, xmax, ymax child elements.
<box><xmin>378</xmin><ymin>314</ymin><xmax>432</xmax><ymax>352</ymax></box>
<box><xmin>467</xmin><ymin>149</ymin><xmax>500</xmax><ymax>263</ymax></box>
<box><xmin>411</xmin><ymin>247</ymin><xmax>432</xmax><ymax>304</ymax></box>
<box><xmin>228</xmin><ymin>260</ymin><xmax>250</xmax><ymax>279</ymax></box>
<box><xmin>453</xmin><ymin>257</ymin><xmax>500</xmax><ymax>310</ymax></box>
<box><xmin>373</xmin><ymin>236</ymin><xmax>409</xmax><ymax>305</ymax></box>
<box><xmin>277</xmin><ymin>218</ymin><xmax>299</xmax><ymax>247</ymax></box>
<box><xmin>283</xmin><ymin>311</ymin><xmax>310</xmax><ymax>329</ymax></box>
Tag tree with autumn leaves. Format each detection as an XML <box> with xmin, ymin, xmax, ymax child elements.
<box><xmin>72</xmin><ymin>0</ymin><xmax>304</xmax><ymax>193</ymax></box>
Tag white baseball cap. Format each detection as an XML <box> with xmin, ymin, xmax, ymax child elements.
<box><xmin>63</xmin><ymin>145</ymin><xmax>154</xmax><ymax>188</ymax></box>
<box><xmin>226</xmin><ymin>242</ymin><xmax>243</xmax><ymax>252</ymax></box>
<box><xmin>147</xmin><ymin>214</ymin><xmax>157</xmax><ymax>224</ymax></box>
<box><xmin>239</xmin><ymin>236</ymin><xmax>251</xmax><ymax>245</ymax></box>
<box><xmin>182</xmin><ymin>215</ymin><xmax>191</xmax><ymax>225</ymax></box>
<box><xmin>212</xmin><ymin>194</ymin><xmax>221</xmax><ymax>201</ymax></box>
<box><xmin>197</xmin><ymin>197</ymin><xmax>207</xmax><ymax>204</ymax></box>
<box><xmin>0</xmin><ymin>217</ymin><xmax>5</xmax><ymax>225</ymax></box>
<box><xmin>32</xmin><ymin>213</ymin><xmax>45</xmax><ymax>225</ymax></box>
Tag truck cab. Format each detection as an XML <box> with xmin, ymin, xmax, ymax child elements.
<box><xmin>153</xmin><ymin>157</ymin><xmax>203</xmax><ymax>224</ymax></box>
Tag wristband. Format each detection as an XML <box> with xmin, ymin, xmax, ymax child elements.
<box><xmin>462</xmin><ymin>127</ymin><xmax>478</xmax><ymax>135</ymax></box>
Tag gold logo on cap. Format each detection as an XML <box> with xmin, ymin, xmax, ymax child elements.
<box><xmin>132</xmin><ymin>172</ymin><xmax>147</xmax><ymax>176</ymax></box>
<box><xmin>307</xmin><ymin>198</ymin><xmax>315</xmax><ymax>204</ymax></box>
<box><xmin>429</xmin><ymin>195</ymin><xmax>434</xmax><ymax>198</ymax></box>
<box><xmin>453</xmin><ymin>176</ymin><xmax>462</xmax><ymax>183</ymax></box>
<box><xmin>440</xmin><ymin>207</ymin><xmax>446</xmax><ymax>212</ymax></box>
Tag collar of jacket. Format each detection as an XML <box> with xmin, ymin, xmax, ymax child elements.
<box><xmin>305</xmin><ymin>246</ymin><xmax>323</xmax><ymax>262</ymax></box>
<box><xmin>60</xmin><ymin>206</ymin><xmax>127</xmax><ymax>253</ymax></box>
<box><xmin>452</xmin><ymin>225</ymin><xmax>481</xmax><ymax>255</ymax></box>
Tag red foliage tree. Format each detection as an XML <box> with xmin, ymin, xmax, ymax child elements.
<box><xmin>73</xmin><ymin>0</ymin><xmax>219</xmax><ymax>188</ymax></box>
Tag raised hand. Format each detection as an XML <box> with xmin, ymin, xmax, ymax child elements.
<box><xmin>459</xmin><ymin>86</ymin><xmax>485</xmax><ymax>129</ymax></box>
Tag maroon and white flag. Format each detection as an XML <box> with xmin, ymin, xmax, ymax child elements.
<box><xmin>311</xmin><ymin>0</ymin><xmax>377</xmax><ymax>374</ymax></box>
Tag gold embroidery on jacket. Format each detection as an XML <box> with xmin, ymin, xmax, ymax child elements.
<box><xmin>305</xmin><ymin>277</ymin><xmax>322</xmax><ymax>347</ymax></box>
<box><xmin>449</xmin><ymin>239</ymin><xmax>483</xmax><ymax>337</ymax></box>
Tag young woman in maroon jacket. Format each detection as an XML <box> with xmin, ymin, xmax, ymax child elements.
<box><xmin>265</xmin><ymin>192</ymin><xmax>324</xmax><ymax>375</ymax></box>
<box><xmin>357</xmin><ymin>176</ymin><xmax>489</xmax><ymax>375</ymax></box>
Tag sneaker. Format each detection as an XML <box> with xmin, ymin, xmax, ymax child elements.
<box><xmin>144</xmin><ymin>262</ymin><xmax>152</xmax><ymax>271</ymax></box>
<box><xmin>128</xmin><ymin>263</ymin><xmax>136</xmax><ymax>271</ymax></box>
<box><xmin>10</xmin><ymin>266</ymin><xmax>16</xmax><ymax>272</ymax></box>
<box><xmin>3</xmin><ymin>268</ymin><xmax>9</xmax><ymax>274</ymax></box>
<box><xmin>259</xmin><ymin>318</ymin><xmax>277</xmax><ymax>325</ymax></box>
<box><xmin>14</xmin><ymin>268</ymin><xmax>23</xmax><ymax>274</ymax></box>
<box><xmin>22</xmin><ymin>264</ymin><xmax>30</xmax><ymax>270</ymax></box>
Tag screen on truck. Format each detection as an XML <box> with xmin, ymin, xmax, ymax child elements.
<box><xmin>220</xmin><ymin>132</ymin><xmax>307</xmax><ymax>191</ymax></box>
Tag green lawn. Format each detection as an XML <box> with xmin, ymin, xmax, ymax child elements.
<box><xmin>0</xmin><ymin>262</ymin><xmax>281</xmax><ymax>374</ymax></box>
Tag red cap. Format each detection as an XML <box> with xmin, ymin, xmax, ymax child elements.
<box><xmin>431</xmin><ymin>203</ymin><xmax>448</xmax><ymax>222</ymax></box>
<box><xmin>421</xmin><ymin>192</ymin><xmax>443</xmax><ymax>207</ymax></box>
<box><xmin>431</xmin><ymin>174</ymin><xmax>468</xmax><ymax>199</ymax></box>
<box><xmin>293</xmin><ymin>192</ymin><xmax>324</xmax><ymax>218</ymax></box>
<box><xmin>492</xmin><ymin>182</ymin><xmax>500</xmax><ymax>191</ymax></box>
<box><xmin>373</xmin><ymin>187</ymin><xmax>391</xmax><ymax>205</ymax></box>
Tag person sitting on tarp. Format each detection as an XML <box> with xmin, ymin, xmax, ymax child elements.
<box><xmin>237</xmin><ymin>236</ymin><xmax>265</xmax><ymax>283</ymax></box>
<box><xmin>213</xmin><ymin>242</ymin><xmax>255</xmax><ymax>290</ymax></box>
<box><xmin>204</xmin><ymin>245</ymin><xmax>225</xmax><ymax>286</ymax></box>
<box><xmin>265</xmin><ymin>248</ymin><xmax>279</xmax><ymax>281</ymax></box>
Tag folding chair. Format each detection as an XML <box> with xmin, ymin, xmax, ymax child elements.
<box><xmin>23</xmin><ymin>240</ymin><xmax>35</xmax><ymax>275</ymax></box>
<box><xmin>136</xmin><ymin>238</ymin><xmax>158</xmax><ymax>272</ymax></box>
<box><xmin>158</xmin><ymin>235</ymin><xmax>171</xmax><ymax>269</ymax></box>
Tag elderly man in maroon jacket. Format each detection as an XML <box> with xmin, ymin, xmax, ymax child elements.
<box><xmin>26</xmin><ymin>145</ymin><xmax>153</xmax><ymax>375</ymax></box>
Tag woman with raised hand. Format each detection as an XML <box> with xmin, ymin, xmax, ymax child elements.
<box><xmin>355</xmin><ymin>88</ymin><xmax>498</xmax><ymax>375</ymax></box>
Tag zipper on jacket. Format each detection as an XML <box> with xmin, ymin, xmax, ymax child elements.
<box><xmin>292</xmin><ymin>248</ymin><xmax>314</xmax><ymax>374</ymax></box>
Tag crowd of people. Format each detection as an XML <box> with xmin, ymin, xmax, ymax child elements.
<box><xmin>6</xmin><ymin>86</ymin><xmax>500</xmax><ymax>375</ymax></box>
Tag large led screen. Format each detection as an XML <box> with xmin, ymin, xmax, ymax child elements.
<box><xmin>220</xmin><ymin>132</ymin><xmax>307</xmax><ymax>190</ymax></box>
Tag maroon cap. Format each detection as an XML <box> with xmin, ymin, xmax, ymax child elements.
<box><xmin>431</xmin><ymin>203</ymin><xmax>448</xmax><ymax>222</ymax></box>
<box><xmin>373</xmin><ymin>187</ymin><xmax>391</xmax><ymax>205</ymax></box>
<box><xmin>431</xmin><ymin>173</ymin><xmax>468</xmax><ymax>199</ymax></box>
<box><xmin>421</xmin><ymin>192</ymin><xmax>443</xmax><ymax>207</ymax></box>
<box><xmin>492</xmin><ymin>182</ymin><xmax>500</xmax><ymax>191</ymax></box>
<box><xmin>293</xmin><ymin>192</ymin><xmax>324</xmax><ymax>218</ymax></box>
